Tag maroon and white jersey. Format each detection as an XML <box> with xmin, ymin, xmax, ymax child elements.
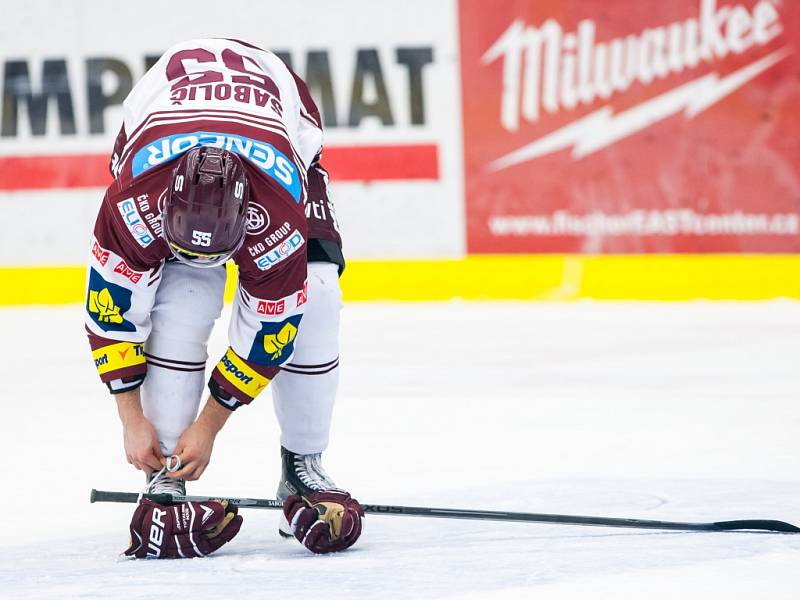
<box><xmin>86</xmin><ymin>38</ymin><xmax>329</xmax><ymax>409</ymax></box>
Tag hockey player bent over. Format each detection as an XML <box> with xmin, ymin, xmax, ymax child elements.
<box><xmin>84</xmin><ymin>38</ymin><xmax>363</xmax><ymax>557</ymax></box>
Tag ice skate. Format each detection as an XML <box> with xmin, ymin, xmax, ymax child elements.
<box><xmin>277</xmin><ymin>446</ymin><xmax>339</xmax><ymax>537</ymax></box>
<box><xmin>145</xmin><ymin>467</ymin><xmax>186</xmax><ymax>500</ymax></box>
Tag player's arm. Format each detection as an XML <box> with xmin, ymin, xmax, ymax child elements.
<box><xmin>85</xmin><ymin>196</ymin><xmax>160</xmax><ymax>393</ymax></box>
<box><xmin>86</xmin><ymin>192</ymin><xmax>165</xmax><ymax>471</ymax></box>
<box><xmin>289</xmin><ymin>67</ymin><xmax>345</xmax><ymax>267</ymax></box>
<box><xmin>288</xmin><ymin>66</ymin><xmax>324</xmax><ymax>170</ymax></box>
<box><xmin>166</xmin><ymin>394</ymin><xmax>231</xmax><ymax>480</ymax></box>
<box><xmin>115</xmin><ymin>388</ymin><xmax>163</xmax><ymax>473</ymax></box>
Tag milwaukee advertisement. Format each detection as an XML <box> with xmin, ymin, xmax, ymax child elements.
<box><xmin>459</xmin><ymin>0</ymin><xmax>800</xmax><ymax>253</ymax></box>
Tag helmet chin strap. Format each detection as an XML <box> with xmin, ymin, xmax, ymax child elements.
<box><xmin>168</xmin><ymin>245</ymin><xmax>229</xmax><ymax>268</ymax></box>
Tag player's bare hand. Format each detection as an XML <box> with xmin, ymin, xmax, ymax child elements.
<box><xmin>169</xmin><ymin>419</ymin><xmax>217</xmax><ymax>481</ymax></box>
<box><xmin>122</xmin><ymin>414</ymin><xmax>164</xmax><ymax>473</ymax></box>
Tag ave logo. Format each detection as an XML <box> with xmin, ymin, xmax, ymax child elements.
<box><xmin>257</xmin><ymin>299</ymin><xmax>285</xmax><ymax>316</ymax></box>
<box><xmin>296</xmin><ymin>281</ymin><xmax>308</xmax><ymax>307</ymax></box>
<box><xmin>91</xmin><ymin>240</ymin><xmax>109</xmax><ymax>266</ymax></box>
<box><xmin>113</xmin><ymin>259</ymin><xmax>143</xmax><ymax>283</ymax></box>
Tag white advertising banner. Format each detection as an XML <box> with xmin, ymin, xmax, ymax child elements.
<box><xmin>0</xmin><ymin>0</ymin><xmax>464</xmax><ymax>265</ymax></box>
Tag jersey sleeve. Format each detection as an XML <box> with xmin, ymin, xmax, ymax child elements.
<box><xmin>85</xmin><ymin>193</ymin><xmax>163</xmax><ymax>393</ymax></box>
<box><xmin>289</xmin><ymin>69</ymin><xmax>324</xmax><ymax>170</ymax></box>
<box><xmin>207</xmin><ymin>248</ymin><xmax>308</xmax><ymax>410</ymax></box>
<box><xmin>109</xmin><ymin>123</ymin><xmax>128</xmax><ymax>178</ymax></box>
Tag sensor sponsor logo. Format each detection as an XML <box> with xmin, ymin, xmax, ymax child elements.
<box><xmin>253</xmin><ymin>230</ymin><xmax>304</xmax><ymax>271</ymax></box>
<box><xmin>117</xmin><ymin>198</ymin><xmax>154</xmax><ymax>247</ymax></box>
<box><xmin>131</xmin><ymin>131</ymin><xmax>301</xmax><ymax>202</ymax></box>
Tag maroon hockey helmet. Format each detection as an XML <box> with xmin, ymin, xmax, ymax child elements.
<box><xmin>162</xmin><ymin>146</ymin><xmax>249</xmax><ymax>268</ymax></box>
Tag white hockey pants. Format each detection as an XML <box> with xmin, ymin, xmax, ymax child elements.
<box><xmin>140</xmin><ymin>261</ymin><xmax>342</xmax><ymax>457</ymax></box>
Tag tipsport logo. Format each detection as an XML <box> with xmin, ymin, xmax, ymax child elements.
<box><xmin>131</xmin><ymin>131</ymin><xmax>301</xmax><ymax>202</ymax></box>
<box><xmin>248</xmin><ymin>315</ymin><xmax>302</xmax><ymax>366</ymax></box>
<box><xmin>217</xmin><ymin>348</ymin><xmax>269</xmax><ymax>397</ymax></box>
<box><xmin>87</xmin><ymin>268</ymin><xmax>135</xmax><ymax>332</ymax></box>
<box><xmin>220</xmin><ymin>354</ymin><xmax>254</xmax><ymax>385</ymax></box>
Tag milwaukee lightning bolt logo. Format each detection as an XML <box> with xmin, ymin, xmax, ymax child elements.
<box><xmin>482</xmin><ymin>0</ymin><xmax>789</xmax><ymax>169</ymax></box>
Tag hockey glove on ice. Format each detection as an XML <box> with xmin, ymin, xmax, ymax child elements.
<box><xmin>124</xmin><ymin>497</ymin><xmax>242</xmax><ymax>559</ymax></box>
<box><xmin>283</xmin><ymin>491</ymin><xmax>364</xmax><ymax>554</ymax></box>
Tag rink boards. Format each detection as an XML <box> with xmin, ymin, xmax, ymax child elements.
<box><xmin>3</xmin><ymin>255</ymin><xmax>800</xmax><ymax>304</ymax></box>
<box><xmin>0</xmin><ymin>0</ymin><xmax>798</xmax><ymax>303</ymax></box>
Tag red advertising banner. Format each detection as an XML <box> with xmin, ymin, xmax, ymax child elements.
<box><xmin>459</xmin><ymin>0</ymin><xmax>800</xmax><ymax>253</ymax></box>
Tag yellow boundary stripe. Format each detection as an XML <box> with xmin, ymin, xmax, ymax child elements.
<box><xmin>1</xmin><ymin>255</ymin><xmax>799</xmax><ymax>305</ymax></box>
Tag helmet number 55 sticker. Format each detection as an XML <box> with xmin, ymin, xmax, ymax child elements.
<box><xmin>192</xmin><ymin>230</ymin><xmax>212</xmax><ymax>247</ymax></box>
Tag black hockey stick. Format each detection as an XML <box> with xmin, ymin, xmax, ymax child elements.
<box><xmin>90</xmin><ymin>489</ymin><xmax>800</xmax><ymax>533</ymax></box>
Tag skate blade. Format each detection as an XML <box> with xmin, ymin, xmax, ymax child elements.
<box><xmin>278</xmin><ymin>512</ymin><xmax>293</xmax><ymax>538</ymax></box>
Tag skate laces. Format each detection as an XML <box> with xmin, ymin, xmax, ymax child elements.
<box><xmin>294</xmin><ymin>453</ymin><xmax>337</xmax><ymax>491</ymax></box>
<box><xmin>144</xmin><ymin>455</ymin><xmax>185</xmax><ymax>496</ymax></box>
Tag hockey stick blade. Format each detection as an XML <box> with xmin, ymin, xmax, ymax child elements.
<box><xmin>90</xmin><ymin>489</ymin><xmax>800</xmax><ymax>533</ymax></box>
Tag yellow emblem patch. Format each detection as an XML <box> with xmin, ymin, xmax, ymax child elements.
<box><xmin>263</xmin><ymin>322</ymin><xmax>298</xmax><ymax>360</ymax></box>
<box><xmin>89</xmin><ymin>288</ymin><xmax>123</xmax><ymax>324</ymax></box>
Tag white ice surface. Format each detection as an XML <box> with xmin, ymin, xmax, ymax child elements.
<box><xmin>1</xmin><ymin>301</ymin><xmax>799</xmax><ymax>599</ymax></box>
